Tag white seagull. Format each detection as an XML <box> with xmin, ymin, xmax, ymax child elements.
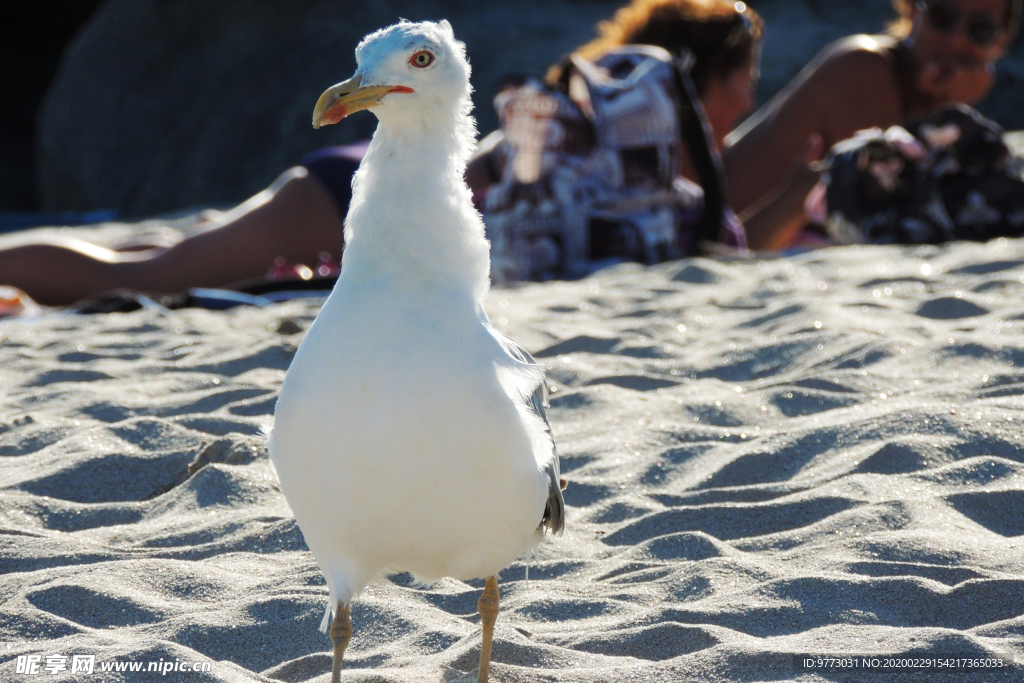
<box><xmin>269</xmin><ymin>20</ymin><xmax>565</xmax><ymax>683</ymax></box>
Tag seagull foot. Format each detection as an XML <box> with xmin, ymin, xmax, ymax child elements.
<box><xmin>477</xmin><ymin>576</ymin><xmax>499</xmax><ymax>683</ymax></box>
<box><xmin>329</xmin><ymin>602</ymin><xmax>352</xmax><ymax>683</ymax></box>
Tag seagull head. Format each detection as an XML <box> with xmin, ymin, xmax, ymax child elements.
<box><xmin>312</xmin><ymin>20</ymin><xmax>471</xmax><ymax>130</ymax></box>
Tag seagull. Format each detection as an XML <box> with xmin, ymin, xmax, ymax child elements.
<box><xmin>269</xmin><ymin>20</ymin><xmax>565</xmax><ymax>683</ymax></box>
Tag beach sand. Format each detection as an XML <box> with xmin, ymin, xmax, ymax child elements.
<box><xmin>3</xmin><ymin>233</ymin><xmax>1024</xmax><ymax>681</ymax></box>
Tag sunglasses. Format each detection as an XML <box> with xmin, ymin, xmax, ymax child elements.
<box><xmin>916</xmin><ymin>0</ymin><xmax>1005</xmax><ymax>47</ymax></box>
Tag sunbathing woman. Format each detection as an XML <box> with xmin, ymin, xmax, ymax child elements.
<box><xmin>728</xmin><ymin>0</ymin><xmax>1021</xmax><ymax>249</ymax></box>
<box><xmin>0</xmin><ymin>0</ymin><xmax>762</xmax><ymax>306</ymax></box>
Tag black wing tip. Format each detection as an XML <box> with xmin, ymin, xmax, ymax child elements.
<box><xmin>541</xmin><ymin>475</ymin><xmax>566</xmax><ymax>536</ymax></box>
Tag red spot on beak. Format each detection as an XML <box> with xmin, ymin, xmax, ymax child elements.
<box><xmin>322</xmin><ymin>103</ymin><xmax>349</xmax><ymax>125</ymax></box>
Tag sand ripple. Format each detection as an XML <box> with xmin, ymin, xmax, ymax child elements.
<box><xmin>4</xmin><ymin>240</ymin><xmax>1024</xmax><ymax>681</ymax></box>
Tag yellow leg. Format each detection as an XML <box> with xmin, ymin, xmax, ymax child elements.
<box><xmin>477</xmin><ymin>576</ymin><xmax>500</xmax><ymax>683</ymax></box>
<box><xmin>329</xmin><ymin>602</ymin><xmax>352</xmax><ymax>683</ymax></box>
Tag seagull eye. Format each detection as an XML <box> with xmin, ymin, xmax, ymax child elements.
<box><xmin>410</xmin><ymin>50</ymin><xmax>434</xmax><ymax>68</ymax></box>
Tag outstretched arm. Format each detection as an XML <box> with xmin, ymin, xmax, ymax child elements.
<box><xmin>738</xmin><ymin>155</ymin><xmax>821</xmax><ymax>250</ymax></box>
<box><xmin>724</xmin><ymin>36</ymin><xmax>904</xmax><ymax>248</ymax></box>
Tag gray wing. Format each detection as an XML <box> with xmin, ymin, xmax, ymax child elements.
<box><xmin>491</xmin><ymin>330</ymin><xmax>566</xmax><ymax>536</ymax></box>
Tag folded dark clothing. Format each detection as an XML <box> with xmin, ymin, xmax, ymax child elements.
<box><xmin>821</xmin><ymin>104</ymin><xmax>1024</xmax><ymax>245</ymax></box>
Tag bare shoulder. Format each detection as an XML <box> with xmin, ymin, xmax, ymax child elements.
<box><xmin>773</xmin><ymin>34</ymin><xmax>901</xmax><ymax>115</ymax></box>
<box><xmin>807</xmin><ymin>35</ymin><xmax>903</xmax><ymax>141</ymax></box>
<box><xmin>814</xmin><ymin>34</ymin><xmax>898</xmax><ymax>84</ymax></box>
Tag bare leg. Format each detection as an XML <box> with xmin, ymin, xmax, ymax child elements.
<box><xmin>0</xmin><ymin>167</ymin><xmax>343</xmax><ymax>306</ymax></box>
<box><xmin>329</xmin><ymin>601</ymin><xmax>352</xmax><ymax>683</ymax></box>
<box><xmin>477</xmin><ymin>576</ymin><xmax>499</xmax><ymax>683</ymax></box>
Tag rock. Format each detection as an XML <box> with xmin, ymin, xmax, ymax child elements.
<box><xmin>274</xmin><ymin>318</ymin><xmax>304</xmax><ymax>336</ymax></box>
<box><xmin>37</xmin><ymin>0</ymin><xmax>618</xmax><ymax>216</ymax></box>
<box><xmin>0</xmin><ymin>3</ymin><xmax>102</xmax><ymax>211</ymax></box>
<box><xmin>36</xmin><ymin>0</ymin><xmax>1024</xmax><ymax>216</ymax></box>
<box><xmin>188</xmin><ymin>435</ymin><xmax>264</xmax><ymax>476</ymax></box>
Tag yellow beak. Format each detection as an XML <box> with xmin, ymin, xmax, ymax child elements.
<box><xmin>311</xmin><ymin>74</ymin><xmax>414</xmax><ymax>129</ymax></box>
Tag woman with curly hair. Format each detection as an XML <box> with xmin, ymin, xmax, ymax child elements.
<box><xmin>565</xmin><ymin>0</ymin><xmax>762</xmax><ymax>149</ymax></box>
<box><xmin>726</xmin><ymin>0</ymin><xmax>1022</xmax><ymax>249</ymax></box>
<box><xmin>469</xmin><ymin>0</ymin><xmax>762</xmax><ymax>187</ymax></box>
